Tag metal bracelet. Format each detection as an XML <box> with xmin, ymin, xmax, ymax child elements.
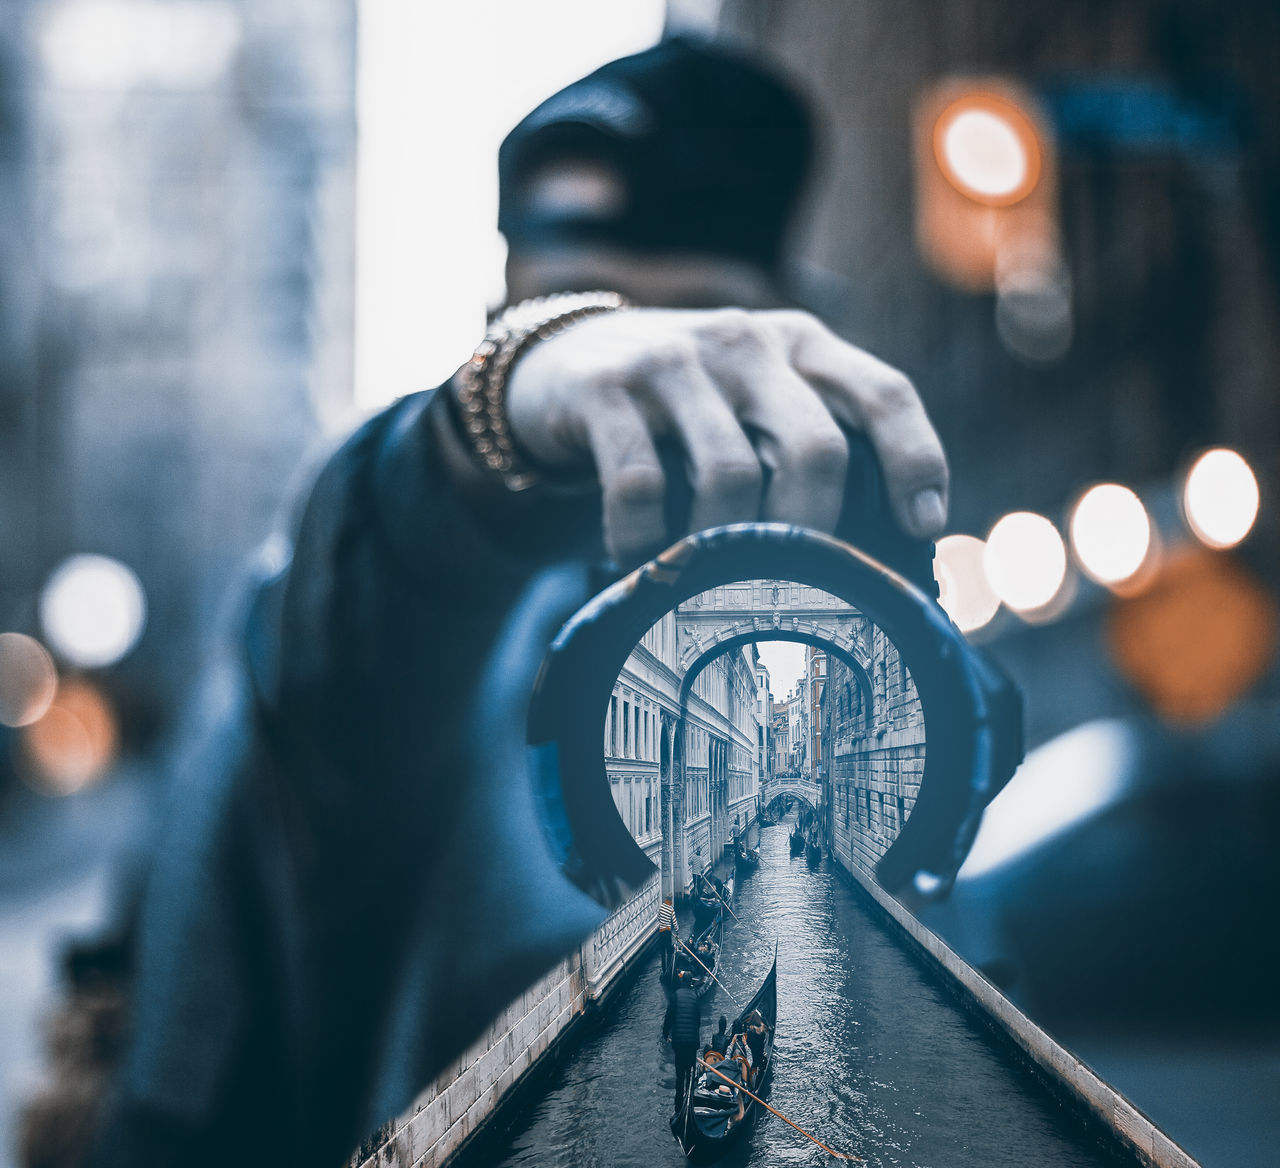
<box><xmin>454</xmin><ymin>290</ymin><xmax>632</xmax><ymax>491</ymax></box>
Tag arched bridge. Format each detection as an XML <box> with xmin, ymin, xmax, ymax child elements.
<box><xmin>676</xmin><ymin>579</ymin><xmax>871</xmax><ymax>677</ymax></box>
<box><xmin>760</xmin><ymin>771</ymin><xmax>821</xmax><ymax>812</ymax></box>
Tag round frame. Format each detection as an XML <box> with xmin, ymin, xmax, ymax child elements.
<box><xmin>529</xmin><ymin>523</ymin><xmax>1021</xmax><ymax>909</ymax></box>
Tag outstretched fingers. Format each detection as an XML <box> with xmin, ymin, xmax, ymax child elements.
<box><xmin>580</xmin><ymin>392</ymin><xmax>667</xmax><ymax>565</ymax></box>
<box><xmin>775</xmin><ymin>312</ymin><xmax>950</xmax><ymax>539</ymax></box>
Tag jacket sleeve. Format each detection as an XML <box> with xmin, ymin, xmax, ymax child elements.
<box><xmin>101</xmin><ymin>385</ymin><xmax>610</xmax><ymax>1166</ymax></box>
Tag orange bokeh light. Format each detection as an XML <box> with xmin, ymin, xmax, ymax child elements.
<box><xmin>914</xmin><ymin>78</ymin><xmax>1057</xmax><ymax>293</ymax></box>
<box><xmin>1107</xmin><ymin>548</ymin><xmax>1278</xmax><ymax>725</ymax></box>
<box><xmin>933</xmin><ymin>93</ymin><xmax>1043</xmax><ymax>207</ymax></box>
<box><xmin>19</xmin><ymin>679</ymin><xmax>119</xmax><ymax>795</ymax></box>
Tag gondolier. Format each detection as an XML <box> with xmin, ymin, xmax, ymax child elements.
<box><xmin>658</xmin><ymin>897</ymin><xmax>678</xmax><ymax>979</ymax></box>
<box><xmin>670</xmin><ymin>972</ymin><xmax>702</xmax><ymax>1107</ymax></box>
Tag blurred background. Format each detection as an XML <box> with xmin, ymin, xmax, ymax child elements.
<box><xmin>0</xmin><ymin>0</ymin><xmax>1277</xmax><ymax>1165</ymax></box>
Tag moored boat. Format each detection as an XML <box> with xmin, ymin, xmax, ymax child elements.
<box><xmin>788</xmin><ymin>827</ymin><xmax>804</xmax><ymax>856</ymax></box>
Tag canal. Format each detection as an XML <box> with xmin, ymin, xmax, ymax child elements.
<box><xmin>480</xmin><ymin>819</ymin><xmax>1128</xmax><ymax>1168</ymax></box>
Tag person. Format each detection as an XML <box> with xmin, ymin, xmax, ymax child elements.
<box><xmin>694</xmin><ymin>937</ymin><xmax>716</xmax><ymax>977</ymax></box>
<box><xmin>669</xmin><ymin>971</ymin><xmax>702</xmax><ymax>1107</ymax></box>
<box><xmin>661</xmin><ymin>972</ymin><xmax>677</xmax><ymax>1043</ymax></box>
<box><xmin>658</xmin><ymin>895</ymin><xmax>678</xmax><ymax>979</ymax></box>
<box><xmin>74</xmin><ymin>36</ymin><xmax>948</xmax><ymax>1168</ymax></box>
<box><xmin>744</xmin><ymin>1009</ymin><xmax>770</xmax><ymax>1080</ymax></box>
<box><xmin>708</xmin><ymin>1015</ymin><xmax>731</xmax><ymax>1056</ymax></box>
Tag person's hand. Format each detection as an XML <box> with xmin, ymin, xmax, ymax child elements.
<box><xmin>505</xmin><ymin>307</ymin><xmax>949</xmax><ymax>565</ymax></box>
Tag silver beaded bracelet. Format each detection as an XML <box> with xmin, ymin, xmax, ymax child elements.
<box><xmin>453</xmin><ymin>290</ymin><xmax>632</xmax><ymax>491</ymax></box>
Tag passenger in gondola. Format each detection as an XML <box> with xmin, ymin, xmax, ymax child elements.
<box><xmin>744</xmin><ymin>1009</ymin><xmax>770</xmax><ymax>1082</ymax></box>
<box><xmin>700</xmin><ymin>1056</ymin><xmax>742</xmax><ymax>1112</ymax></box>
<box><xmin>707</xmin><ymin>1015</ymin><xmax>731</xmax><ymax>1057</ymax></box>
<box><xmin>673</xmin><ymin>939</ymin><xmax>694</xmax><ymax>980</ymax></box>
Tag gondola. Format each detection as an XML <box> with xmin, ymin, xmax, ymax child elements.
<box><xmin>670</xmin><ymin>948</ymin><xmax>778</xmax><ymax>1161</ymax></box>
<box><xmin>805</xmin><ymin>832</ymin><xmax>822</xmax><ymax>865</ymax></box>
<box><xmin>734</xmin><ymin>841</ymin><xmax>760</xmax><ymax>872</ymax></box>
<box><xmin>692</xmin><ymin>878</ymin><xmax>722</xmax><ymax>930</ymax></box>
<box><xmin>684</xmin><ymin>907</ymin><xmax>724</xmax><ymax>1002</ymax></box>
<box><xmin>788</xmin><ymin>827</ymin><xmax>805</xmax><ymax>856</ymax></box>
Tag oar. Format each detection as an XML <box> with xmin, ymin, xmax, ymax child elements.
<box><xmin>675</xmin><ymin>939</ymin><xmax>744</xmax><ymax>1009</ymax></box>
<box><xmin>695</xmin><ymin>1058</ymin><xmax>864</xmax><ymax>1161</ymax></box>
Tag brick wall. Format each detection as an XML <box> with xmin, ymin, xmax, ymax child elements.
<box><xmin>350</xmin><ymin>874</ymin><xmax>660</xmax><ymax>1168</ymax></box>
<box><xmin>826</xmin><ymin>624</ymin><xmax>925</xmax><ymax>879</ymax></box>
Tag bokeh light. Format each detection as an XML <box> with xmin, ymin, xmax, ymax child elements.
<box><xmin>934</xmin><ymin>96</ymin><xmax>1041</xmax><ymax>206</ymax></box>
<box><xmin>1183</xmin><ymin>448</ymin><xmax>1260</xmax><ymax>550</ymax></box>
<box><xmin>1070</xmin><ymin>484</ymin><xmax>1152</xmax><ymax>586</ymax></box>
<box><xmin>39</xmin><ymin>554</ymin><xmax>147</xmax><ymax>669</ymax></box>
<box><xmin>983</xmin><ymin>511</ymin><xmax>1067</xmax><ymax>613</ymax></box>
<box><xmin>994</xmin><ymin>232</ymin><xmax>1073</xmax><ymax>364</ymax></box>
<box><xmin>19</xmin><ymin>680</ymin><xmax>119</xmax><ymax>795</ymax></box>
<box><xmin>934</xmin><ymin>534</ymin><xmax>1002</xmax><ymax>632</ymax></box>
<box><xmin>0</xmin><ymin>633</ymin><xmax>59</xmax><ymax>728</ymax></box>
<box><xmin>1108</xmin><ymin>548</ymin><xmax>1277</xmax><ymax>724</ymax></box>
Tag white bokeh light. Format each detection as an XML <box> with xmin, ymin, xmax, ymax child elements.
<box><xmin>939</xmin><ymin>107</ymin><xmax>1029</xmax><ymax>202</ymax></box>
<box><xmin>934</xmin><ymin>534</ymin><xmax>1002</xmax><ymax>632</ymax></box>
<box><xmin>39</xmin><ymin>554</ymin><xmax>147</xmax><ymax>668</ymax></box>
<box><xmin>1070</xmin><ymin>484</ymin><xmax>1152</xmax><ymax>585</ymax></box>
<box><xmin>0</xmin><ymin>633</ymin><xmax>59</xmax><ymax>728</ymax></box>
<box><xmin>983</xmin><ymin>511</ymin><xmax>1067</xmax><ymax>613</ymax></box>
<box><xmin>1183</xmin><ymin>448</ymin><xmax>1260</xmax><ymax>550</ymax></box>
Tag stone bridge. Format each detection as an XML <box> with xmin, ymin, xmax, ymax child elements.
<box><xmin>675</xmin><ymin>578</ymin><xmax>872</xmax><ymax>686</ymax></box>
<box><xmin>760</xmin><ymin>771</ymin><xmax>822</xmax><ymax>812</ymax></box>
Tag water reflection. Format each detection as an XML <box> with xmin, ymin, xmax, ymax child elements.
<box><xmin>482</xmin><ymin>824</ymin><xmax>1124</xmax><ymax>1167</ymax></box>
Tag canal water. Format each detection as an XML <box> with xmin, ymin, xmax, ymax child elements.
<box><xmin>483</xmin><ymin>820</ymin><xmax>1127</xmax><ymax>1168</ymax></box>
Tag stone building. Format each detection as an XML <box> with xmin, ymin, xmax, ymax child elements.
<box><xmin>822</xmin><ymin>623</ymin><xmax>925</xmax><ymax>877</ymax></box>
<box><xmin>609</xmin><ymin>601</ymin><xmax>762</xmax><ymax>895</ymax></box>
<box><xmin>769</xmin><ymin>697</ymin><xmax>791</xmax><ymax>778</ymax></box>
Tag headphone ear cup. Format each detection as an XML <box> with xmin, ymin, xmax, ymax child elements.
<box><xmin>531</xmin><ymin>523</ymin><xmax>1020</xmax><ymax>909</ymax></box>
<box><xmin>836</xmin><ymin>429</ymin><xmax>938</xmax><ymax>597</ymax></box>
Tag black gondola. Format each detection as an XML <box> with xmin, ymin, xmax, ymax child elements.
<box><xmin>692</xmin><ymin>876</ymin><xmax>722</xmax><ymax>930</ymax></box>
<box><xmin>686</xmin><ymin>908</ymin><xmax>723</xmax><ymax>1002</ymax></box>
<box><xmin>788</xmin><ymin>827</ymin><xmax>804</xmax><ymax>856</ymax></box>
<box><xmin>805</xmin><ymin>832</ymin><xmax>821</xmax><ymax>865</ymax></box>
<box><xmin>734</xmin><ymin>841</ymin><xmax>760</xmax><ymax>872</ymax></box>
<box><xmin>670</xmin><ymin>949</ymin><xmax>778</xmax><ymax>1161</ymax></box>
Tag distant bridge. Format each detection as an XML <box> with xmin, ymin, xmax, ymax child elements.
<box><xmin>760</xmin><ymin>771</ymin><xmax>821</xmax><ymax>812</ymax></box>
<box><xmin>675</xmin><ymin>579</ymin><xmax>871</xmax><ymax>688</ymax></box>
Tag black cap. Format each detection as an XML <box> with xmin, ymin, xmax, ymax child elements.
<box><xmin>498</xmin><ymin>37</ymin><xmax>815</xmax><ymax>271</ymax></box>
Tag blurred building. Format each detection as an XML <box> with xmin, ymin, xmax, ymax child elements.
<box><xmin>714</xmin><ymin>0</ymin><xmax>1280</xmax><ymax>744</ymax></box>
<box><xmin>1</xmin><ymin>0</ymin><xmax>356</xmax><ymax>756</ymax></box>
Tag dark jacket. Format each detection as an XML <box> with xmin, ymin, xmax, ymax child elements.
<box><xmin>670</xmin><ymin>984</ymin><xmax>701</xmax><ymax>1047</ymax></box>
<box><xmin>93</xmin><ymin>388</ymin><xmax>613</xmax><ymax>1168</ymax></box>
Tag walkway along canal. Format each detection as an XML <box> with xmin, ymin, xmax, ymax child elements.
<box><xmin>472</xmin><ymin>820</ymin><xmax>1132</xmax><ymax>1168</ymax></box>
